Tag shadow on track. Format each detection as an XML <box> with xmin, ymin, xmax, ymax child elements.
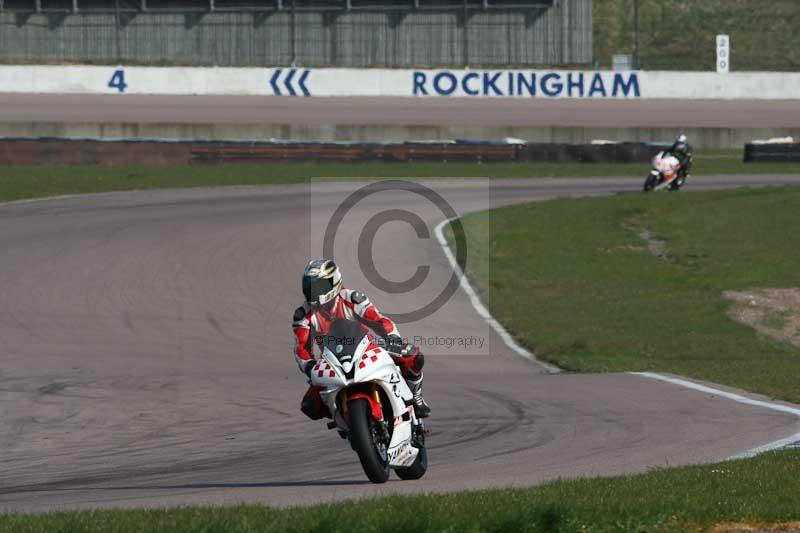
<box><xmin>109</xmin><ymin>480</ymin><xmax>372</xmax><ymax>490</ymax></box>
<box><xmin>1</xmin><ymin>479</ymin><xmax>371</xmax><ymax>496</ymax></box>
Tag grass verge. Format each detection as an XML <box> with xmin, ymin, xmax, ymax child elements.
<box><xmin>1</xmin><ymin>153</ymin><xmax>800</xmax><ymax>203</ymax></box>
<box><xmin>2</xmin><ymin>450</ymin><xmax>799</xmax><ymax>532</ymax></box>
<box><xmin>458</xmin><ymin>185</ymin><xmax>800</xmax><ymax>403</ymax></box>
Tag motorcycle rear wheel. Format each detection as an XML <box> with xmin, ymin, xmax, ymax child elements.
<box><xmin>349</xmin><ymin>399</ymin><xmax>390</xmax><ymax>483</ymax></box>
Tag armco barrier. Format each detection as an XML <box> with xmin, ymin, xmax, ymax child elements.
<box><xmin>744</xmin><ymin>143</ymin><xmax>800</xmax><ymax>163</ymax></box>
<box><xmin>0</xmin><ymin>138</ymin><xmax>192</xmax><ymax>166</ymax></box>
<box><xmin>3</xmin><ymin>66</ymin><xmax>800</xmax><ymax>99</ymax></box>
<box><xmin>520</xmin><ymin>142</ymin><xmax>660</xmax><ymax>163</ymax></box>
<box><xmin>0</xmin><ymin>138</ymin><xmax>661</xmax><ymax>166</ymax></box>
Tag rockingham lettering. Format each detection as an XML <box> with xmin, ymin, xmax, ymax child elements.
<box><xmin>411</xmin><ymin>70</ymin><xmax>641</xmax><ymax>98</ymax></box>
<box><xmin>483</xmin><ymin>72</ymin><xmax>502</xmax><ymax>96</ymax></box>
<box><xmin>462</xmin><ymin>72</ymin><xmax>480</xmax><ymax>95</ymax></box>
<box><xmin>433</xmin><ymin>71</ymin><xmax>458</xmax><ymax>95</ymax></box>
<box><xmin>612</xmin><ymin>73</ymin><xmax>640</xmax><ymax>97</ymax></box>
<box><xmin>412</xmin><ymin>71</ymin><xmax>428</xmax><ymax>95</ymax></box>
<box><xmin>589</xmin><ymin>74</ymin><xmax>607</xmax><ymax>97</ymax></box>
<box><xmin>567</xmin><ymin>73</ymin><xmax>585</xmax><ymax>97</ymax></box>
<box><xmin>541</xmin><ymin>73</ymin><xmax>562</xmax><ymax>97</ymax></box>
<box><xmin>517</xmin><ymin>73</ymin><xmax>536</xmax><ymax>96</ymax></box>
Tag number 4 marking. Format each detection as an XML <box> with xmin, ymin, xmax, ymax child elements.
<box><xmin>108</xmin><ymin>69</ymin><xmax>128</xmax><ymax>93</ymax></box>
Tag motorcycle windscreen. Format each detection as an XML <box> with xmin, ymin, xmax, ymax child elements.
<box><xmin>322</xmin><ymin>319</ymin><xmax>368</xmax><ymax>364</ymax></box>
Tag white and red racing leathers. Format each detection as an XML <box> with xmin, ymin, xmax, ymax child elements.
<box><xmin>292</xmin><ymin>288</ymin><xmax>399</xmax><ymax>372</ymax></box>
<box><xmin>292</xmin><ymin>289</ymin><xmax>426</xmax><ymax>420</ymax></box>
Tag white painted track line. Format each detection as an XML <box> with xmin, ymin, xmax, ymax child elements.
<box><xmin>728</xmin><ymin>431</ymin><xmax>800</xmax><ymax>459</ymax></box>
<box><xmin>436</xmin><ymin>213</ymin><xmax>800</xmax><ymax>459</ymax></box>
<box><xmin>631</xmin><ymin>372</ymin><xmax>800</xmax><ymax>417</ymax></box>
<box><xmin>434</xmin><ymin>217</ymin><xmax>561</xmax><ymax>374</ymax></box>
<box><xmin>632</xmin><ymin>372</ymin><xmax>800</xmax><ymax>459</ymax></box>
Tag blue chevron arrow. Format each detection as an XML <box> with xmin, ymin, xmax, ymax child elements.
<box><xmin>270</xmin><ymin>69</ymin><xmax>282</xmax><ymax>96</ymax></box>
<box><xmin>297</xmin><ymin>69</ymin><xmax>310</xmax><ymax>97</ymax></box>
<box><xmin>269</xmin><ymin>68</ymin><xmax>311</xmax><ymax>97</ymax></box>
<box><xmin>284</xmin><ymin>68</ymin><xmax>297</xmax><ymax>96</ymax></box>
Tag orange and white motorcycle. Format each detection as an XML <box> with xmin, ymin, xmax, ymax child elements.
<box><xmin>644</xmin><ymin>151</ymin><xmax>687</xmax><ymax>192</ymax></box>
<box><xmin>310</xmin><ymin>318</ymin><xmax>427</xmax><ymax>483</ymax></box>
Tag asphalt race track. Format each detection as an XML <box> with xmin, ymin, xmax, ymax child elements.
<box><xmin>2</xmin><ymin>176</ymin><xmax>800</xmax><ymax>513</ymax></box>
<box><xmin>2</xmin><ymin>94</ymin><xmax>800</xmax><ymax>128</ymax></box>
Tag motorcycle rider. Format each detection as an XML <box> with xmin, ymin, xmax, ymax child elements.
<box><xmin>293</xmin><ymin>258</ymin><xmax>431</xmax><ymax>421</ymax></box>
<box><xmin>665</xmin><ymin>134</ymin><xmax>693</xmax><ymax>188</ymax></box>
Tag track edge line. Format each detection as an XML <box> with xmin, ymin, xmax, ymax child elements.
<box><xmin>630</xmin><ymin>371</ymin><xmax>800</xmax><ymax>459</ymax></box>
<box><xmin>433</xmin><ymin>217</ymin><xmax>561</xmax><ymax>374</ymax></box>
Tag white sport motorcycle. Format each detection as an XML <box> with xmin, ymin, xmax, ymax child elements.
<box><xmin>644</xmin><ymin>151</ymin><xmax>686</xmax><ymax>192</ymax></box>
<box><xmin>309</xmin><ymin>319</ymin><xmax>427</xmax><ymax>483</ymax></box>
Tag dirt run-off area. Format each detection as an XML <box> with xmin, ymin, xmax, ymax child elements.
<box><xmin>713</xmin><ymin>522</ymin><xmax>800</xmax><ymax>533</ymax></box>
<box><xmin>623</xmin><ymin>223</ymin><xmax>669</xmax><ymax>260</ymax></box>
<box><xmin>725</xmin><ymin>288</ymin><xmax>800</xmax><ymax>348</ymax></box>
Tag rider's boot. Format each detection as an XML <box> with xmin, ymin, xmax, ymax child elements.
<box><xmin>407</xmin><ymin>373</ymin><xmax>431</xmax><ymax>418</ymax></box>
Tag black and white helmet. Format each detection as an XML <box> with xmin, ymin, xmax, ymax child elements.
<box><xmin>674</xmin><ymin>134</ymin><xmax>688</xmax><ymax>152</ymax></box>
<box><xmin>302</xmin><ymin>258</ymin><xmax>342</xmax><ymax>306</ymax></box>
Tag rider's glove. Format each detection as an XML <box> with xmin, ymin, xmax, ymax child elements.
<box><xmin>389</xmin><ymin>343</ymin><xmax>424</xmax><ymax>374</ymax></box>
<box><xmin>302</xmin><ymin>359</ymin><xmax>316</xmax><ymax>378</ymax></box>
<box><xmin>385</xmin><ymin>334</ymin><xmax>404</xmax><ymax>354</ymax></box>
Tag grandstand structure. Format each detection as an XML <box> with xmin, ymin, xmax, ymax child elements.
<box><xmin>0</xmin><ymin>0</ymin><xmax>591</xmax><ymax>68</ymax></box>
<box><xmin>0</xmin><ymin>1</ymin><xmax>557</xmax><ymax>12</ymax></box>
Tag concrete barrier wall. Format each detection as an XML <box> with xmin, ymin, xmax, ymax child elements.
<box><xmin>2</xmin><ymin>66</ymin><xmax>800</xmax><ymax>99</ymax></box>
<box><xmin>2</xmin><ymin>122</ymin><xmax>796</xmax><ymax>150</ymax></box>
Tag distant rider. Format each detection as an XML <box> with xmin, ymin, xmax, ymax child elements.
<box><xmin>665</xmin><ymin>134</ymin><xmax>693</xmax><ymax>188</ymax></box>
<box><xmin>292</xmin><ymin>258</ymin><xmax>431</xmax><ymax>420</ymax></box>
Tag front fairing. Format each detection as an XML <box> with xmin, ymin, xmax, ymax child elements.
<box><xmin>312</xmin><ymin>326</ymin><xmax>421</xmax><ymax>468</ymax></box>
<box><xmin>653</xmin><ymin>153</ymin><xmax>680</xmax><ymax>171</ymax></box>
<box><xmin>309</xmin><ymin>352</ymin><xmax>348</xmax><ymax>389</ymax></box>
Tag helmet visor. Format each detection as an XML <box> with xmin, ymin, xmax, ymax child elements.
<box><xmin>303</xmin><ymin>276</ymin><xmax>335</xmax><ymax>304</ymax></box>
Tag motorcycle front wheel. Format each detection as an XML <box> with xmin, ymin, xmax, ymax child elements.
<box><xmin>348</xmin><ymin>399</ymin><xmax>390</xmax><ymax>483</ymax></box>
<box><xmin>395</xmin><ymin>446</ymin><xmax>427</xmax><ymax>480</ymax></box>
<box><xmin>643</xmin><ymin>174</ymin><xmax>659</xmax><ymax>192</ymax></box>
